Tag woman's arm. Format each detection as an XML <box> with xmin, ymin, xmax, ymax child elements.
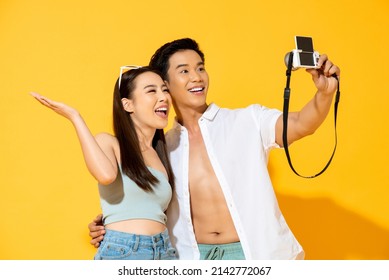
<box><xmin>30</xmin><ymin>92</ymin><xmax>118</xmax><ymax>185</ymax></box>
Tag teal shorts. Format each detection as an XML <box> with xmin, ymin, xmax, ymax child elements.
<box><xmin>198</xmin><ymin>242</ymin><xmax>245</xmax><ymax>260</ymax></box>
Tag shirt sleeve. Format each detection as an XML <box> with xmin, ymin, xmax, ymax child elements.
<box><xmin>249</xmin><ymin>104</ymin><xmax>282</xmax><ymax>150</ymax></box>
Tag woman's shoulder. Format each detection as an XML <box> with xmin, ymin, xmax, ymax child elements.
<box><xmin>94</xmin><ymin>132</ymin><xmax>118</xmax><ymax>146</ymax></box>
<box><xmin>95</xmin><ymin>132</ymin><xmax>115</xmax><ymax>138</ymax></box>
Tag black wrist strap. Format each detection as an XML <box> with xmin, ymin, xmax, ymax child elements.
<box><xmin>282</xmin><ymin>51</ymin><xmax>340</xmax><ymax>178</ymax></box>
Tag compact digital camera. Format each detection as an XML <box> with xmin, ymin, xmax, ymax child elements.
<box><xmin>285</xmin><ymin>36</ymin><xmax>320</xmax><ymax>70</ymax></box>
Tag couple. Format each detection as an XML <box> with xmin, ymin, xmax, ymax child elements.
<box><xmin>33</xmin><ymin>38</ymin><xmax>340</xmax><ymax>260</ymax></box>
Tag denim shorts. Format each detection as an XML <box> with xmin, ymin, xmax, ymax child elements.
<box><xmin>198</xmin><ymin>242</ymin><xmax>245</xmax><ymax>260</ymax></box>
<box><xmin>94</xmin><ymin>229</ymin><xmax>177</xmax><ymax>260</ymax></box>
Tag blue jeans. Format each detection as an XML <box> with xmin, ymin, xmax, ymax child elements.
<box><xmin>198</xmin><ymin>242</ymin><xmax>245</xmax><ymax>260</ymax></box>
<box><xmin>94</xmin><ymin>229</ymin><xmax>177</xmax><ymax>260</ymax></box>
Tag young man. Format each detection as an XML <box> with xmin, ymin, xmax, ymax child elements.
<box><xmin>89</xmin><ymin>38</ymin><xmax>340</xmax><ymax>260</ymax></box>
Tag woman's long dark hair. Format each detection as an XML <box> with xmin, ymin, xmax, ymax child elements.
<box><xmin>113</xmin><ymin>66</ymin><xmax>175</xmax><ymax>192</ymax></box>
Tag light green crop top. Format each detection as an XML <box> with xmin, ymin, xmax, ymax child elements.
<box><xmin>98</xmin><ymin>166</ymin><xmax>172</xmax><ymax>225</ymax></box>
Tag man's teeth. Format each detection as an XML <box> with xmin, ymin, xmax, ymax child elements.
<box><xmin>189</xmin><ymin>87</ymin><xmax>203</xmax><ymax>92</ymax></box>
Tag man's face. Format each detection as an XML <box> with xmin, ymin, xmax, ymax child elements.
<box><xmin>165</xmin><ymin>50</ymin><xmax>209</xmax><ymax>111</ymax></box>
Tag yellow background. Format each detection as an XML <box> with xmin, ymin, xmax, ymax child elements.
<box><xmin>1</xmin><ymin>0</ymin><xmax>388</xmax><ymax>260</ymax></box>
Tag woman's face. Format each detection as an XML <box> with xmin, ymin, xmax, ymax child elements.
<box><xmin>123</xmin><ymin>71</ymin><xmax>171</xmax><ymax>132</ymax></box>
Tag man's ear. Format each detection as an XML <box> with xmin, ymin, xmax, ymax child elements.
<box><xmin>121</xmin><ymin>98</ymin><xmax>134</xmax><ymax>113</ymax></box>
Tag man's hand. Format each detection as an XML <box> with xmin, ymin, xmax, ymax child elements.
<box><xmin>88</xmin><ymin>214</ymin><xmax>105</xmax><ymax>248</ymax></box>
<box><xmin>276</xmin><ymin>53</ymin><xmax>341</xmax><ymax>146</ymax></box>
<box><xmin>306</xmin><ymin>54</ymin><xmax>340</xmax><ymax>96</ymax></box>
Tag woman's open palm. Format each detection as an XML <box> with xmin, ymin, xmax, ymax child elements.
<box><xmin>30</xmin><ymin>92</ymin><xmax>79</xmax><ymax>121</ymax></box>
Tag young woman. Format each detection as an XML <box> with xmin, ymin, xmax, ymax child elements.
<box><xmin>31</xmin><ymin>66</ymin><xmax>177</xmax><ymax>260</ymax></box>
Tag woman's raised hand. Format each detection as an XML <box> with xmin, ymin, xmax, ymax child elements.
<box><xmin>30</xmin><ymin>92</ymin><xmax>80</xmax><ymax>121</ymax></box>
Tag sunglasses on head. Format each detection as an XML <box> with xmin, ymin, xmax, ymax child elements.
<box><xmin>118</xmin><ymin>65</ymin><xmax>142</xmax><ymax>90</ymax></box>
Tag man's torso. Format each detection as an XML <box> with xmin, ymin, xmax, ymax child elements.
<box><xmin>187</xmin><ymin>129</ymin><xmax>239</xmax><ymax>244</ymax></box>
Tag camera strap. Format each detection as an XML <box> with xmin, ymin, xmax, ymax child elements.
<box><xmin>282</xmin><ymin>51</ymin><xmax>340</xmax><ymax>178</ymax></box>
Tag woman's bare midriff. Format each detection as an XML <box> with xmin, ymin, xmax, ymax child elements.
<box><xmin>105</xmin><ymin>219</ymin><xmax>166</xmax><ymax>235</ymax></box>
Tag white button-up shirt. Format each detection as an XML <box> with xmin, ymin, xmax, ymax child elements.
<box><xmin>165</xmin><ymin>103</ymin><xmax>304</xmax><ymax>260</ymax></box>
